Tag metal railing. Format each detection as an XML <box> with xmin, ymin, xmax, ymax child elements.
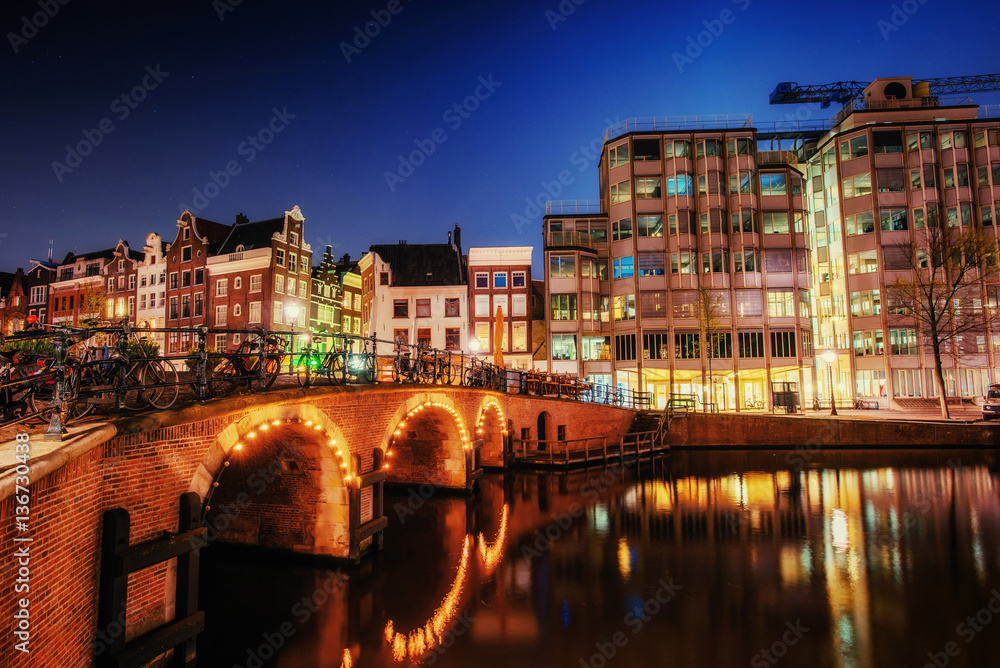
<box><xmin>545</xmin><ymin>230</ymin><xmax>597</xmax><ymax>249</ymax></box>
<box><xmin>606</xmin><ymin>115</ymin><xmax>753</xmax><ymax>141</ymax></box>
<box><xmin>2</xmin><ymin>323</ymin><xmax>653</xmax><ymax>437</ymax></box>
<box><xmin>545</xmin><ymin>200</ymin><xmax>603</xmax><ymax>216</ymax></box>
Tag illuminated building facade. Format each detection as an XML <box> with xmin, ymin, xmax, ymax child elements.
<box><xmin>544</xmin><ymin>121</ymin><xmax>814</xmax><ymax>409</ymax></box>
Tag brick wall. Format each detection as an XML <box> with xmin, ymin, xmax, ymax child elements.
<box><xmin>0</xmin><ymin>385</ymin><xmax>637</xmax><ymax>666</ymax></box>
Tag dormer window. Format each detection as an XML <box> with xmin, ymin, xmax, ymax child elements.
<box><xmin>290</xmin><ymin>232</ymin><xmax>299</xmax><ymax>247</ymax></box>
<box><xmin>183</xmin><ymin>227</ymin><xmax>190</xmax><ymax>241</ymax></box>
<box><xmin>235</xmin><ymin>245</ymin><xmax>245</xmax><ymax>253</ymax></box>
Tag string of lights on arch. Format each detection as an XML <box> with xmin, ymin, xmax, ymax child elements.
<box><xmin>391</xmin><ymin>401</ymin><xmax>472</xmax><ymax>452</ymax></box>
<box><xmin>474</xmin><ymin>399</ymin><xmax>508</xmax><ymax>439</ymax></box>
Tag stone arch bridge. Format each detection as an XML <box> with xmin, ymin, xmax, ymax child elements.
<box><xmin>0</xmin><ymin>384</ymin><xmax>636</xmax><ymax>667</ymax></box>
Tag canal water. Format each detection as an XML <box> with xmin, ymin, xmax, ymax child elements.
<box><xmin>199</xmin><ymin>450</ymin><xmax>1000</xmax><ymax>668</ymax></box>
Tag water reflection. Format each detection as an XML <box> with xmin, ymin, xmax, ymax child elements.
<box><xmin>200</xmin><ymin>450</ymin><xmax>1000</xmax><ymax>668</ymax></box>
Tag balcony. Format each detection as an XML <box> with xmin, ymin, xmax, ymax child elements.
<box><xmin>545</xmin><ymin>200</ymin><xmax>602</xmax><ymax>216</ymax></box>
<box><xmin>546</xmin><ymin>231</ymin><xmax>596</xmax><ymax>249</ymax></box>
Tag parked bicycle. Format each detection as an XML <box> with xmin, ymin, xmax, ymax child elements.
<box><xmin>206</xmin><ymin>328</ymin><xmax>286</xmax><ymax>396</ymax></box>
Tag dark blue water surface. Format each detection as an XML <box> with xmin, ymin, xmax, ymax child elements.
<box><xmin>199</xmin><ymin>450</ymin><xmax>1000</xmax><ymax>668</ymax></box>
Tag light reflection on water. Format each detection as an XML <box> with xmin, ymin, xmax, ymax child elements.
<box><xmin>200</xmin><ymin>450</ymin><xmax>1000</xmax><ymax>668</ymax></box>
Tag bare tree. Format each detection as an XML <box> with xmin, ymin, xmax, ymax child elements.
<box><xmin>79</xmin><ymin>283</ymin><xmax>109</xmax><ymax>325</ymax></box>
<box><xmin>885</xmin><ymin>223</ymin><xmax>998</xmax><ymax>419</ymax></box>
<box><xmin>695</xmin><ymin>286</ymin><xmax>726</xmax><ymax>411</ymax></box>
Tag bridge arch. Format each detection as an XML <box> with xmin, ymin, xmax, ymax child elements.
<box><xmin>382</xmin><ymin>393</ymin><xmax>470</xmax><ymax>488</ymax></box>
<box><xmin>191</xmin><ymin>403</ymin><xmax>356</xmax><ymax>558</ymax></box>
<box><xmin>474</xmin><ymin>399</ymin><xmax>507</xmax><ymax>467</ymax></box>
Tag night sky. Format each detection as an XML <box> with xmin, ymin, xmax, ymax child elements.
<box><xmin>2</xmin><ymin>0</ymin><xmax>998</xmax><ymax>275</ymax></box>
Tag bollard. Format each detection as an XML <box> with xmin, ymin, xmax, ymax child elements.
<box><xmin>43</xmin><ymin>331</ymin><xmax>68</xmax><ymax>441</ymax></box>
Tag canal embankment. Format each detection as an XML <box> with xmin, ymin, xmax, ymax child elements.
<box><xmin>666</xmin><ymin>412</ymin><xmax>1000</xmax><ymax>448</ymax></box>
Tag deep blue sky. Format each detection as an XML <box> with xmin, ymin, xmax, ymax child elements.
<box><xmin>2</xmin><ymin>0</ymin><xmax>998</xmax><ymax>275</ymax></box>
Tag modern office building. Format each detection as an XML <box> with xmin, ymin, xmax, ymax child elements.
<box><xmin>546</xmin><ymin>76</ymin><xmax>1000</xmax><ymax>410</ymax></box>
<box><xmin>544</xmin><ymin>120</ymin><xmax>814</xmax><ymax>410</ymax></box>
<box><xmin>802</xmin><ymin>76</ymin><xmax>1000</xmax><ymax>406</ymax></box>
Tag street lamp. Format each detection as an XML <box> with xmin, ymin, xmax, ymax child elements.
<box><xmin>285</xmin><ymin>303</ymin><xmax>299</xmax><ymax>353</ymax></box>
<box><xmin>821</xmin><ymin>350</ymin><xmax>837</xmax><ymax>416</ymax></box>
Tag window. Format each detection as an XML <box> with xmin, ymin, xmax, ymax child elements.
<box><xmin>730</xmin><ymin>172</ymin><xmax>753</xmax><ymax>194</ymax></box>
<box><xmin>181</xmin><ymin>270</ymin><xmax>191</xmax><ymax>288</ymax></box>
<box><xmin>445</xmin><ymin>297</ymin><xmax>460</xmax><ymax>316</ymax></box>
<box><xmin>732</xmin><ymin>211</ymin><xmax>757</xmax><ymax>234</ymax></box>
<box><xmin>641</xmin><ymin>333</ymin><xmax>670</xmax><ymax>360</ymax></box>
<box><xmin>840</xmin><ymin>136</ymin><xmax>868</xmax><ymax>160</ymax></box>
<box><xmin>609</xmin><ymin>142</ymin><xmax>629</xmax><ymax>167</ymax></box>
<box><xmin>845</xmin><ymin>212</ymin><xmax>875</xmax><ymax>236</ymax></box>
<box><xmin>275</xmin><ymin>275</ymin><xmax>284</xmax><ymax>293</ymax></box>
<box><xmin>446</xmin><ymin>327</ymin><xmax>461</xmax><ymax>350</ymax></box>
<box><xmin>636</xmin><ymin>177</ymin><xmax>661</xmax><ymax>199</ymax></box>
<box><xmin>275</xmin><ymin>249</ymin><xmax>285</xmax><ymax>267</ymax></box>
<box><xmin>842</xmin><ymin>173</ymin><xmax>872</xmax><ymax>198</ymax></box>
<box><xmin>393</xmin><ymin>300</ymin><xmax>408</xmax><ymax>318</ymax></box>
<box><xmin>417</xmin><ymin>328</ymin><xmax>432</xmax><ymax>348</ymax></box>
<box><xmin>30</xmin><ymin>286</ymin><xmax>44</xmax><ymax>304</ymax></box>
<box><xmin>613</xmin><ymin>256</ymin><xmax>634</xmax><ymax>279</ymax></box>
<box><xmin>890</xmin><ymin>328</ymin><xmax>918</xmax><ymax>355</ymax></box>
<box><xmin>708</xmin><ymin>332</ymin><xmax>732</xmax><ymax>359</ymax></box>
<box><xmin>552</xmin><ymin>334</ymin><xmax>577</xmax><ymax>361</ymax></box>
<box><xmin>181</xmin><ymin>295</ymin><xmax>191</xmax><ymax>319</ymax></box>
<box><xmin>140</xmin><ymin>294</ymin><xmax>147</xmax><ymax>310</ymax></box>
<box><xmin>848</xmin><ymin>250</ymin><xmax>878</xmax><ymax>274</ymax></box>
<box><xmin>416</xmin><ymin>298</ymin><xmax>431</xmax><ymax>317</ymax></box>
<box><xmin>613</xmin><ymin>294</ymin><xmax>635</xmax><ymax>321</ymax></box>
<box><xmin>852</xmin><ymin>330</ymin><xmax>884</xmax><ymax>356</ymax></box>
<box><xmin>273</xmin><ymin>302</ymin><xmax>284</xmax><ymax>324</ymax></box>
<box><xmin>615</xmin><ymin>334</ymin><xmax>637</xmax><ymax>361</ymax></box>
<box><xmin>249</xmin><ymin>301</ymin><xmax>261</xmax><ymax>323</ymax></box>
<box><xmin>738</xmin><ymin>331</ymin><xmax>764</xmax><ymax>358</ymax></box>
<box><xmin>612</xmin><ymin>218</ymin><xmax>632</xmax><ymax>241</ymax></box>
<box><xmin>638</xmin><ymin>252</ymin><xmax>665</xmax><ymax>276</ymax></box>
<box><xmin>734</xmin><ymin>250</ymin><xmax>758</xmax><ymax>273</ymax></box>
<box><xmin>512</xmin><ymin>294</ymin><xmax>527</xmax><ymax>316</ymax></box>
<box><xmin>108</xmin><ymin>278</ymin><xmax>114</xmax><ymax>292</ymax></box>
<box><xmin>762</xmin><ymin>212</ymin><xmax>789</xmax><ymax>234</ymax></box>
<box><xmin>250</xmin><ymin>274</ymin><xmax>262</xmax><ymax>292</ymax></box>
<box><xmin>128</xmin><ymin>275</ymin><xmax>136</xmax><ymax>290</ymax></box>
<box><xmin>512</xmin><ymin>271</ymin><xmax>526</xmax><ymax>287</ymax></box>
<box><xmin>611</xmin><ymin>180</ymin><xmax>631</xmax><ymax>204</ymax></box>
<box><xmin>766</xmin><ymin>290</ymin><xmax>795</xmax><ymax>317</ymax></box>
<box><xmin>475</xmin><ymin>272</ymin><xmax>488</xmax><ymax>288</ymax></box>
<box><xmin>216</xmin><ymin>279</ymin><xmax>228</xmax><ymax>297</ymax></box>
<box><xmin>215</xmin><ymin>305</ymin><xmax>227</xmax><ymax>326</ymax></box>
<box><xmin>876</xmin><ymin>168</ymin><xmax>905</xmax><ymax>192</ymax></box>
<box><xmin>873</xmin><ymin>130</ymin><xmax>903</xmax><ymax>154</ymax></box>
<box><xmin>127</xmin><ymin>296</ymin><xmax>135</xmax><ymax>317</ymax></box>
<box><xmin>169</xmin><ymin>296</ymin><xmax>178</xmax><ymax>319</ymax></box>
<box><xmin>379</xmin><ymin>271</ymin><xmax>390</xmax><ymax>286</ymax></box>
<box><xmin>770</xmin><ymin>331</ymin><xmax>796</xmax><ymax>358</ymax></box>
<box><xmin>512</xmin><ymin>322</ymin><xmax>527</xmax><ymax>352</ymax></box>
<box><xmin>665</xmin><ymin>140</ymin><xmax>690</xmax><ymax>158</ymax></box>
<box><xmin>287</xmin><ymin>278</ymin><xmax>296</xmax><ymax>297</ymax></box>
<box><xmin>233</xmin><ymin>304</ymin><xmax>242</xmax><ymax>318</ymax></box>
<box><xmin>551</xmin><ymin>294</ymin><xmax>577</xmax><ymax>320</ymax></box>
<box><xmin>666</xmin><ymin>174</ymin><xmax>693</xmax><ymax>196</ymax></box>
<box><xmin>475</xmin><ymin>323</ymin><xmax>489</xmax><ymax>350</ymax></box>
<box><xmin>759</xmin><ymin>173</ymin><xmax>787</xmax><ymax>195</ymax></box>
<box><xmin>549</xmin><ymin>255</ymin><xmax>576</xmax><ymax>278</ymax></box>
<box><xmin>728</xmin><ymin>138</ymin><xmax>752</xmax><ymax>156</ymax></box>
<box><xmin>493</xmin><ymin>272</ymin><xmax>508</xmax><ymax>288</ymax></box>
<box><xmin>697</xmin><ymin>139</ymin><xmax>721</xmax><ymax>157</ymax></box>
<box><xmin>674</xmin><ymin>333</ymin><xmax>699</xmax><ymax>359</ymax></box>
<box><xmin>181</xmin><ymin>246</ymin><xmax>192</xmax><ymax>262</ymax></box>
<box><xmin>637</xmin><ymin>215</ymin><xmax>663</xmax><ymax>237</ymax></box>
<box><xmin>169</xmin><ymin>272</ymin><xmax>178</xmax><ymax>289</ymax></box>
<box><xmin>475</xmin><ymin>295</ymin><xmax>490</xmax><ymax>316</ymax></box>
<box><xmin>880</xmin><ymin>209</ymin><xmax>908</xmax><ymax>231</ymax></box>
<box><xmin>289</xmin><ymin>253</ymin><xmax>297</xmax><ymax>272</ymax></box>
<box><xmin>849</xmin><ymin>290</ymin><xmax>881</xmax><ymax>316</ymax></box>
<box><xmin>633</xmin><ymin>138</ymin><xmax>660</xmax><ymax>161</ymax></box>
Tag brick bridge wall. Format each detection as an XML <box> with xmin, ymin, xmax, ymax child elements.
<box><xmin>0</xmin><ymin>385</ymin><xmax>635</xmax><ymax>668</ymax></box>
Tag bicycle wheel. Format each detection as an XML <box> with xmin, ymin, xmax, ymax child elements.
<box><xmin>121</xmin><ymin>363</ymin><xmax>149</xmax><ymax>411</ymax></box>
<box><xmin>206</xmin><ymin>356</ymin><xmax>238</xmax><ymax>397</ymax></box>
<box><xmin>295</xmin><ymin>354</ymin><xmax>313</xmax><ymax>387</ymax></box>
<box><xmin>143</xmin><ymin>359</ymin><xmax>179</xmax><ymax>409</ymax></box>
<box><xmin>326</xmin><ymin>353</ymin><xmax>346</xmax><ymax>385</ymax></box>
<box><xmin>249</xmin><ymin>356</ymin><xmax>281</xmax><ymax>392</ymax></box>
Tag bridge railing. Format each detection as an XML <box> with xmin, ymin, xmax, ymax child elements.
<box><xmin>2</xmin><ymin>323</ymin><xmax>651</xmax><ymax>437</ymax></box>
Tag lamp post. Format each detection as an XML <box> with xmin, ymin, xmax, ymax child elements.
<box><xmin>821</xmin><ymin>350</ymin><xmax>837</xmax><ymax>416</ymax></box>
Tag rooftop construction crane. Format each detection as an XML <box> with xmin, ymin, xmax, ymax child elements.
<box><xmin>769</xmin><ymin>73</ymin><xmax>1000</xmax><ymax>107</ymax></box>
